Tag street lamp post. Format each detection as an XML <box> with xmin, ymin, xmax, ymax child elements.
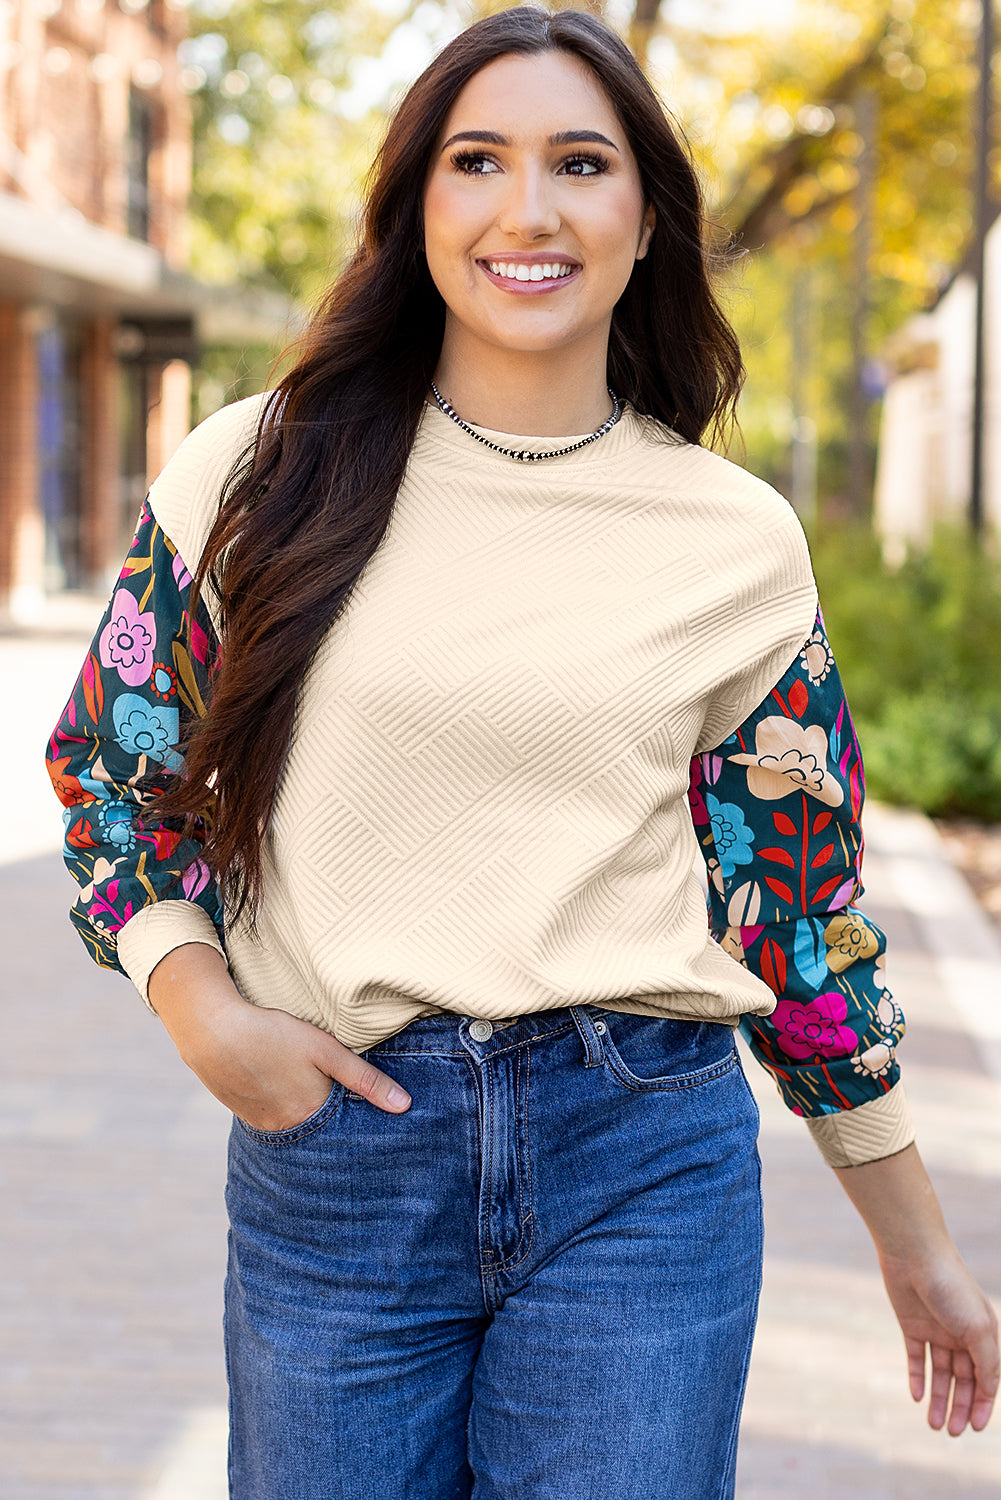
<box><xmin>971</xmin><ymin>0</ymin><xmax>993</xmax><ymax>538</ymax></box>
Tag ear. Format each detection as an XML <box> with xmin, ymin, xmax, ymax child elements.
<box><xmin>636</xmin><ymin>203</ymin><xmax>656</xmax><ymax>261</ymax></box>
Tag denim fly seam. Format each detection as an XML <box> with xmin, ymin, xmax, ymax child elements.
<box><xmin>459</xmin><ymin>1015</ymin><xmax>573</xmax><ymax>1309</ymax></box>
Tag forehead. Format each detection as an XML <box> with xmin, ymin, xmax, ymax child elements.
<box><xmin>438</xmin><ymin>50</ymin><xmax>623</xmax><ymax>140</ymax></box>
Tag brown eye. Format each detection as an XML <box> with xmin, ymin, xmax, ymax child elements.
<box><xmin>558</xmin><ymin>151</ymin><xmax>610</xmax><ymax>177</ymax></box>
<box><xmin>451</xmin><ymin>150</ymin><xmax>499</xmax><ymax>175</ymax></box>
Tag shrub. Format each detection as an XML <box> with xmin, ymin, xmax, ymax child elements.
<box><xmin>805</xmin><ymin>521</ymin><xmax>1001</xmax><ymax>820</ymax></box>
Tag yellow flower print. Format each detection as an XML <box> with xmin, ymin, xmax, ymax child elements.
<box><xmin>824</xmin><ymin>913</ymin><xmax>880</xmax><ymax>972</ymax></box>
<box><xmin>727</xmin><ymin>717</ymin><xmax>844</xmax><ymax>806</ymax></box>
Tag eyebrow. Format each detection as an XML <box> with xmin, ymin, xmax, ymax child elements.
<box><xmin>439</xmin><ymin>129</ymin><xmax>620</xmax><ymax>153</ymax></box>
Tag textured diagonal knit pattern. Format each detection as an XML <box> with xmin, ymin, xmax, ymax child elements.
<box><xmin>117</xmin><ymin>395</ymin><xmax>819</xmax><ymax>1052</ymax></box>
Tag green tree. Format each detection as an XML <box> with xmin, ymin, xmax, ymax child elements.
<box><xmin>182</xmin><ymin>0</ymin><xmax>990</xmax><ymax>509</ymax></box>
<box><xmin>181</xmin><ymin>0</ymin><xmax>435</xmax><ymax>300</ymax></box>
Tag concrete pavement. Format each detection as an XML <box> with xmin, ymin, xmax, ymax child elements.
<box><xmin>2</xmin><ymin>619</ymin><xmax>999</xmax><ymax>1498</ymax></box>
<box><xmin>736</xmin><ymin>801</ymin><xmax>1001</xmax><ymax>1497</ymax></box>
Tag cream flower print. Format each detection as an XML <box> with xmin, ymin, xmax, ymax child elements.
<box><xmin>727</xmin><ymin>717</ymin><xmax>844</xmax><ymax>806</ymax></box>
<box><xmin>877</xmin><ymin>991</ymin><xmax>902</xmax><ymax>1032</ymax></box>
<box><xmin>824</xmin><ymin>912</ymin><xmax>880</xmax><ymax>973</ymax></box>
<box><xmin>718</xmin><ymin>927</ymin><xmax>747</xmax><ymax>966</ymax></box>
<box><xmin>852</xmin><ymin>1042</ymin><xmax>895</xmax><ymax>1077</ymax></box>
<box><xmin>76</xmin><ymin>855</ymin><xmax>124</xmax><ymax>908</ymax></box>
<box><xmin>800</xmin><ymin>626</ymin><xmax>835</xmax><ymax>684</ymax></box>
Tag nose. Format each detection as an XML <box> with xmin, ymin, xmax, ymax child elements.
<box><xmin>496</xmin><ymin>163</ymin><xmax>561</xmax><ymax>241</ymax></box>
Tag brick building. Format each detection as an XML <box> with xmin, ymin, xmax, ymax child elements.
<box><xmin>0</xmin><ymin>0</ymin><xmax>286</xmax><ymax>620</ymax></box>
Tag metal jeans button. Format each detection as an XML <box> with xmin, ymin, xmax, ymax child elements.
<box><xmin>469</xmin><ymin>1019</ymin><xmax>494</xmax><ymax>1041</ymax></box>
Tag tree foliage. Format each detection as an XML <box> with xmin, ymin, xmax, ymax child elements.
<box><xmin>181</xmin><ymin>0</ymin><xmax>991</xmax><ymax>501</ymax></box>
<box><xmin>180</xmin><ymin>0</ymin><xmax>436</xmax><ymax>300</ymax></box>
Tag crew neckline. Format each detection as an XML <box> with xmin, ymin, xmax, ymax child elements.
<box><xmin>418</xmin><ymin>396</ymin><xmax>653</xmax><ymax>467</ymax></box>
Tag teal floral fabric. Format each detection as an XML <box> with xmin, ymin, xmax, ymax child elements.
<box><xmin>47</xmin><ymin>501</ymin><xmax>904</xmax><ymax>1122</ymax></box>
<box><xmin>688</xmin><ymin>610</ymin><xmax>904</xmax><ymax>1120</ymax></box>
<box><xmin>44</xmin><ymin>498</ymin><xmax>224</xmax><ymax>968</ymax></box>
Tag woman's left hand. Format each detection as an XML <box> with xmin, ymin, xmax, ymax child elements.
<box><xmin>834</xmin><ymin>1142</ymin><xmax>998</xmax><ymax>1434</ymax></box>
<box><xmin>878</xmin><ymin>1248</ymin><xmax>999</xmax><ymax>1434</ymax></box>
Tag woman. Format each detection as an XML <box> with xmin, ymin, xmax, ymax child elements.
<box><xmin>47</xmin><ymin>7</ymin><xmax>997</xmax><ymax>1497</ymax></box>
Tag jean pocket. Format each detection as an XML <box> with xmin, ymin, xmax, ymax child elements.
<box><xmin>234</xmin><ymin>1080</ymin><xmax>346</xmax><ymax>1144</ymax></box>
<box><xmin>597</xmin><ymin>1012</ymin><xmax>738</xmax><ymax>1093</ymax></box>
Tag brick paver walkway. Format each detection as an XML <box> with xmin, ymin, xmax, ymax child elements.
<box><xmin>2</xmin><ymin>625</ymin><xmax>999</xmax><ymax>1497</ymax></box>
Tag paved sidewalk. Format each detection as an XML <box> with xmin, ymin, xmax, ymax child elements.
<box><xmin>735</xmin><ymin>800</ymin><xmax>1001</xmax><ymax>1498</ymax></box>
<box><xmin>2</xmin><ymin>626</ymin><xmax>1000</xmax><ymax>1496</ymax></box>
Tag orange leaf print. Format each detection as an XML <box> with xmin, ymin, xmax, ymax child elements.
<box><xmin>82</xmin><ymin>653</ymin><xmax>104</xmax><ymax>723</ymax></box>
<box><xmin>810</xmin><ymin>842</ymin><xmax>835</xmax><ymax>868</ymax></box>
<box><xmin>67</xmin><ymin>816</ymin><xmax>98</xmax><ymax>850</ymax></box>
<box><xmin>788</xmin><ymin>678</ymin><xmax>809</xmax><ymax>719</ymax></box>
<box><xmin>760</xmin><ymin>938</ymin><xmax>787</xmax><ymax>992</ymax></box>
<box><xmin>813</xmin><ymin>874</ymin><xmax>846</xmax><ymax>904</ymax></box>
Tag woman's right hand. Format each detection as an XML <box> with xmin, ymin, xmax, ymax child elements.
<box><xmin>147</xmin><ymin>944</ymin><xmax>412</xmax><ymax>1128</ymax></box>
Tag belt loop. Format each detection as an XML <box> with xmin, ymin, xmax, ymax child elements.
<box><xmin>571</xmin><ymin>1005</ymin><xmax>605</xmax><ymax>1068</ymax></box>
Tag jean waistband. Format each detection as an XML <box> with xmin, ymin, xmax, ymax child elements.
<box><xmin>365</xmin><ymin>1004</ymin><xmax>610</xmax><ymax>1058</ymax></box>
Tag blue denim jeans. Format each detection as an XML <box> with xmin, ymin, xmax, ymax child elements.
<box><xmin>224</xmin><ymin>1004</ymin><xmax>763</xmax><ymax>1500</ymax></box>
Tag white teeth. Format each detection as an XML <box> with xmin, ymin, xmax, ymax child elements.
<box><xmin>486</xmin><ymin>261</ymin><xmax>576</xmax><ymax>282</ymax></box>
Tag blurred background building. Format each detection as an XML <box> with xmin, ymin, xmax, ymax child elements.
<box><xmin>875</xmin><ymin>207</ymin><xmax>1001</xmax><ymax>558</ymax></box>
<box><xmin>0</xmin><ymin>0</ymin><xmax>288</xmax><ymax>622</ymax></box>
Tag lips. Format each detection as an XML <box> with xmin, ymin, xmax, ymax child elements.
<box><xmin>477</xmin><ymin>258</ymin><xmax>581</xmax><ymax>294</ymax></box>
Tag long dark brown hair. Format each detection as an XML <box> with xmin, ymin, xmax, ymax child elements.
<box><xmin>150</xmin><ymin>4</ymin><xmax>745</xmax><ymax>921</ymax></box>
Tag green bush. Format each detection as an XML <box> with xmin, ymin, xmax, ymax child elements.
<box><xmin>804</xmin><ymin>521</ymin><xmax>1001</xmax><ymax>820</ymax></box>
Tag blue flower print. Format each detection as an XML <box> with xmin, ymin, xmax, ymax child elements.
<box><xmin>99</xmin><ymin>800</ymin><xmax>136</xmax><ymax>852</ymax></box>
<box><xmin>704</xmin><ymin>793</ymin><xmax>755</xmax><ymax>877</ymax></box>
<box><xmin>112</xmin><ymin>694</ymin><xmax>181</xmax><ymax>770</ymax></box>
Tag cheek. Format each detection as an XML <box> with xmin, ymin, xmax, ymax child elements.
<box><xmin>583</xmin><ymin>184</ymin><xmax>648</xmax><ymax>265</ymax></box>
<box><xmin>424</xmin><ymin>177</ymin><xmax>480</xmax><ymax>267</ymax></box>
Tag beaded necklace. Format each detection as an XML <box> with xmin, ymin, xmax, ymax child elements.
<box><xmin>430</xmin><ymin>382</ymin><xmax>621</xmax><ymax>463</ymax></box>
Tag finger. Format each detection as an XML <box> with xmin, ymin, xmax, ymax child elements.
<box><xmin>970</xmin><ymin>1311</ymin><xmax>1001</xmax><ymax>1432</ymax></box>
<box><xmin>322</xmin><ymin>1044</ymin><xmax>411</xmax><ymax>1113</ymax></box>
<box><xmin>927</xmin><ymin>1346</ymin><xmax>954</xmax><ymax>1430</ymax></box>
<box><xmin>947</xmin><ymin>1352</ymin><xmax>976</xmax><ymax>1436</ymax></box>
<box><xmin>905</xmin><ymin>1337</ymin><xmax>926</xmax><ymax>1402</ymax></box>
<box><xmin>971</xmin><ymin>1385</ymin><xmax>998</xmax><ymax>1432</ymax></box>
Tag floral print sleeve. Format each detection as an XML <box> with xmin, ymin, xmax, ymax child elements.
<box><xmin>45</xmin><ymin>498</ymin><xmax>224</xmax><ymax>979</ymax></box>
<box><xmin>688</xmin><ymin>606</ymin><xmax>907</xmax><ymax>1134</ymax></box>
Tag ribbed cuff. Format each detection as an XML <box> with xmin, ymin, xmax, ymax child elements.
<box><xmin>116</xmin><ymin>900</ymin><xmax>227</xmax><ymax>1012</ymax></box>
<box><xmin>805</xmin><ymin>1083</ymin><xmax>915</xmax><ymax>1168</ymax></box>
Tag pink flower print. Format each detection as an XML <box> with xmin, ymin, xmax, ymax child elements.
<box><xmin>770</xmin><ymin>991</ymin><xmax>857</xmax><ymax>1060</ymax></box>
<box><xmin>99</xmin><ymin>590</ymin><xmax>156</xmax><ymax>687</ymax></box>
<box><xmin>172</xmin><ymin>549</ymin><xmax>193</xmax><ymax>591</ymax></box>
<box><xmin>182</xmin><ymin>858</ymin><xmax>213</xmax><ymax>901</ymax></box>
<box><xmin>687</xmin><ymin>755</ymin><xmax>710</xmax><ymax>827</ymax></box>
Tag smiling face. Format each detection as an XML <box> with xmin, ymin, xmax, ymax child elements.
<box><xmin>423</xmin><ymin>49</ymin><xmax>655</xmax><ymax>368</ymax></box>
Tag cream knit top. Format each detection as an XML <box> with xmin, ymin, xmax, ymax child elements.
<box><xmin>118</xmin><ymin>392</ymin><xmax>820</xmax><ymax>1055</ymax></box>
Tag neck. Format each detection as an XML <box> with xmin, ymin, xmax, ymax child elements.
<box><xmin>433</xmin><ymin>326</ymin><xmax>613</xmax><ymax>436</ymax></box>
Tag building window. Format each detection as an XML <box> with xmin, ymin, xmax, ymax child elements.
<box><xmin>38</xmin><ymin>316</ymin><xmax>83</xmax><ymax>592</ymax></box>
<box><xmin>126</xmin><ymin>87</ymin><xmax>154</xmax><ymax>241</ymax></box>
